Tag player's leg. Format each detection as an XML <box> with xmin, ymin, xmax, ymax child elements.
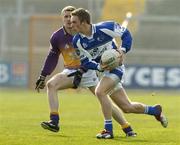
<box><xmin>110</xmin><ymin>101</ymin><xmax>137</xmax><ymax>137</ymax></box>
<box><xmin>47</xmin><ymin>72</ymin><xmax>73</xmax><ymax>112</ymax></box>
<box><xmin>111</xmin><ymin>87</ymin><xmax>145</xmax><ymax>113</ymax></box>
<box><xmin>106</xmin><ymin>65</ymin><xmax>168</xmax><ymax>128</ymax></box>
<box><xmin>110</xmin><ymin>87</ymin><xmax>168</xmax><ymax>128</ymax></box>
<box><xmin>89</xmin><ymin>86</ymin><xmax>136</xmax><ymax>137</ymax></box>
<box><xmin>80</xmin><ymin>70</ymin><xmax>113</xmax><ymax>138</ymax></box>
<box><xmin>41</xmin><ymin>70</ymin><xmax>74</xmax><ymax>132</ymax></box>
<box><xmin>89</xmin><ymin>86</ymin><xmax>126</xmax><ymax>124</ymax></box>
<box><xmin>89</xmin><ymin>86</ymin><xmax>127</xmax><ymax>126</ymax></box>
<box><xmin>94</xmin><ymin>76</ymin><xmax>117</xmax><ymax>139</ymax></box>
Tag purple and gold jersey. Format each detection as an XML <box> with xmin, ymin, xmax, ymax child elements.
<box><xmin>51</xmin><ymin>27</ymin><xmax>80</xmax><ymax>68</ymax></box>
<box><xmin>41</xmin><ymin>27</ymin><xmax>80</xmax><ymax>77</ymax></box>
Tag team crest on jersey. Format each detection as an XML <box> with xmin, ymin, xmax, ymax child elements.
<box><xmin>65</xmin><ymin>44</ymin><xmax>70</xmax><ymax>49</ymax></box>
<box><xmin>82</xmin><ymin>43</ymin><xmax>88</xmax><ymax>48</ymax></box>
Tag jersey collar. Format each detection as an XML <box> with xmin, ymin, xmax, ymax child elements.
<box><xmin>80</xmin><ymin>24</ymin><xmax>96</xmax><ymax>39</ymax></box>
<box><xmin>62</xmin><ymin>26</ymin><xmax>72</xmax><ymax>36</ymax></box>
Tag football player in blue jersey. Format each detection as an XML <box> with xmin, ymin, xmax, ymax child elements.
<box><xmin>71</xmin><ymin>8</ymin><xmax>168</xmax><ymax>139</ymax></box>
<box><xmin>35</xmin><ymin>6</ymin><xmax>137</xmax><ymax>137</ymax></box>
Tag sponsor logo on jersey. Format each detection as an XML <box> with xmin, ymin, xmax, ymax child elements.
<box><xmin>97</xmin><ymin>35</ymin><xmax>105</xmax><ymax>42</ymax></box>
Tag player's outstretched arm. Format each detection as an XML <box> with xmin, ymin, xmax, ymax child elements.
<box><xmin>35</xmin><ymin>35</ymin><xmax>60</xmax><ymax>92</ymax></box>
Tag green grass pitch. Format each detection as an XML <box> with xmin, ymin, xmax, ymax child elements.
<box><xmin>0</xmin><ymin>88</ymin><xmax>180</xmax><ymax>145</ymax></box>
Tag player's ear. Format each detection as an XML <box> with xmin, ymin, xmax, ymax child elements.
<box><xmin>81</xmin><ymin>21</ymin><xmax>86</xmax><ymax>25</ymax></box>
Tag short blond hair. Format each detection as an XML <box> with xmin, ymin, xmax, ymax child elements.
<box><xmin>61</xmin><ymin>6</ymin><xmax>76</xmax><ymax>14</ymax></box>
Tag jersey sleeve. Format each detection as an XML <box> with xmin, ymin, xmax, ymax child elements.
<box><xmin>40</xmin><ymin>34</ymin><xmax>60</xmax><ymax>76</ymax></box>
<box><xmin>100</xmin><ymin>21</ymin><xmax>132</xmax><ymax>53</ymax></box>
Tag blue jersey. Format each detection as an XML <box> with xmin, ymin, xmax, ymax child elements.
<box><xmin>73</xmin><ymin>21</ymin><xmax>132</xmax><ymax>70</ymax></box>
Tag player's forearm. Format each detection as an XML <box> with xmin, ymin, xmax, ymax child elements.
<box><xmin>41</xmin><ymin>51</ymin><xmax>59</xmax><ymax>76</ymax></box>
<box><xmin>121</xmin><ymin>29</ymin><xmax>132</xmax><ymax>53</ymax></box>
<box><xmin>81</xmin><ymin>58</ymin><xmax>99</xmax><ymax>70</ymax></box>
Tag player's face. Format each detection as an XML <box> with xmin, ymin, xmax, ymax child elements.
<box><xmin>71</xmin><ymin>16</ymin><xmax>83</xmax><ymax>33</ymax></box>
<box><xmin>62</xmin><ymin>11</ymin><xmax>72</xmax><ymax>29</ymax></box>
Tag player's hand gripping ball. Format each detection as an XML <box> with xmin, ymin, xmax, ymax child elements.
<box><xmin>100</xmin><ymin>49</ymin><xmax>123</xmax><ymax>71</ymax></box>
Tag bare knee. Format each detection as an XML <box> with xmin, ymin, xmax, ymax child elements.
<box><xmin>95</xmin><ymin>88</ymin><xmax>106</xmax><ymax>100</ymax></box>
<box><xmin>47</xmin><ymin>80</ymin><xmax>57</xmax><ymax>90</ymax></box>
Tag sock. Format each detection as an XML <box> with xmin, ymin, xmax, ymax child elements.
<box><xmin>50</xmin><ymin>112</ymin><xmax>59</xmax><ymax>124</ymax></box>
<box><xmin>144</xmin><ymin>106</ymin><xmax>160</xmax><ymax>115</ymax></box>
<box><xmin>121</xmin><ymin>123</ymin><xmax>133</xmax><ymax>134</ymax></box>
<box><xmin>104</xmin><ymin>120</ymin><xmax>113</xmax><ymax>133</ymax></box>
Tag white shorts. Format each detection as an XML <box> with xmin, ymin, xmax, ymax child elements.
<box><xmin>62</xmin><ymin>68</ymin><xmax>99</xmax><ymax>88</ymax></box>
<box><xmin>98</xmin><ymin>65</ymin><xmax>125</xmax><ymax>95</ymax></box>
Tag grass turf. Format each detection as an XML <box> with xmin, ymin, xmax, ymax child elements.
<box><xmin>0</xmin><ymin>88</ymin><xmax>180</xmax><ymax>145</ymax></box>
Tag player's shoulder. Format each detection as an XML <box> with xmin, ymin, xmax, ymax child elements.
<box><xmin>95</xmin><ymin>21</ymin><xmax>116</xmax><ymax>30</ymax></box>
<box><xmin>50</xmin><ymin>27</ymin><xmax>64</xmax><ymax>41</ymax></box>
